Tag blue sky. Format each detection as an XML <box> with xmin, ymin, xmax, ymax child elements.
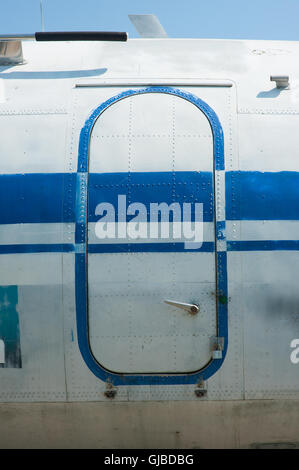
<box><xmin>1</xmin><ymin>0</ymin><xmax>299</xmax><ymax>40</ymax></box>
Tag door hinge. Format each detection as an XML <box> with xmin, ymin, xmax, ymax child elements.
<box><xmin>194</xmin><ymin>377</ymin><xmax>207</xmax><ymax>397</ymax></box>
<box><xmin>211</xmin><ymin>336</ymin><xmax>224</xmax><ymax>359</ymax></box>
<box><xmin>104</xmin><ymin>379</ymin><xmax>117</xmax><ymax>399</ymax></box>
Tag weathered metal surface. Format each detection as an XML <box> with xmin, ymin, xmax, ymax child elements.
<box><xmin>0</xmin><ymin>400</ymin><xmax>299</xmax><ymax>448</ymax></box>
<box><xmin>0</xmin><ymin>37</ymin><xmax>298</xmax><ymax>415</ymax></box>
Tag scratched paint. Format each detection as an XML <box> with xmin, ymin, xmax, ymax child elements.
<box><xmin>0</xmin><ymin>286</ymin><xmax>22</xmax><ymax>368</ymax></box>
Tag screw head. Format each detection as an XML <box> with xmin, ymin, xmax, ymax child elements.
<box><xmin>190</xmin><ymin>305</ymin><xmax>199</xmax><ymax>314</ymax></box>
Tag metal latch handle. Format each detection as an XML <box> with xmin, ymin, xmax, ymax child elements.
<box><xmin>164</xmin><ymin>299</ymin><xmax>199</xmax><ymax>315</ymax></box>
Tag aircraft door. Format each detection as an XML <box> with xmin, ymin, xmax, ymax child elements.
<box><xmin>81</xmin><ymin>88</ymin><xmax>223</xmax><ymax>377</ymax></box>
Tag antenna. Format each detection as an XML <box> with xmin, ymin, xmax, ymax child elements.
<box><xmin>40</xmin><ymin>0</ymin><xmax>45</xmax><ymax>32</ymax></box>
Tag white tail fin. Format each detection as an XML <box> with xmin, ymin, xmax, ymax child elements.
<box><xmin>129</xmin><ymin>14</ymin><xmax>168</xmax><ymax>38</ymax></box>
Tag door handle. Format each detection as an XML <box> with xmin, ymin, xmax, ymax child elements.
<box><xmin>164</xmin><ymin>299</ymin><xmax>199</xmax><ymax>315</ymax></box>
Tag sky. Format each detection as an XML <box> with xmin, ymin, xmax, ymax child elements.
<box><xmin>1</xmin><ymin>0</ymin><xmax>299</xmax><ymax>41</ymax></box>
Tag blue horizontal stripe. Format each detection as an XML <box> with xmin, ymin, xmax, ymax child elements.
<box><xmin>88</xmin><ymin>242</ymin><xmax>215</xmax><ymax>253</ymax></box>
<box><xmin>0</xmin><ymin>172</ymin><xmax>213</xmax><ymax>224</ymax></box>
<box><xmin>1</xmin><ymin>240</ymin><xmax>299</xmax><ymax>254</ymax></box>
<box><xmin>0</xmin><ymin>173</ymin><xmax>76</xmax><ymax>224</ymax></box>
<box><xmin>227</xmin><ymin>240</ymin><xmax>299</xmax><ymax>251</ymax></box>
<box><xmin>2</xmin><ymin>171</ymin><xmax>299</xmax><ymax>224</ymax></box>
<box><xmin>0</xmin><ymin>244</ymin><xmax>74</xmax><ymax>254</ymax></box>
<box><xmin>226</xmin><ymin>171</ymin><xmax>299</xmax><ymax>221</ymax></box>
<box><xmin>88</xmin><ymin>171</ymin><xmax>214</xmax><ymax>223</ymax></box>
